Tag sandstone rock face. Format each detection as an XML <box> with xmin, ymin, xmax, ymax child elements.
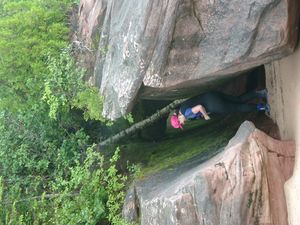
<box><xmin>77</xmin><ymin>0</ymin><xmax>107</xmax><ymax>46</ymax></box>
<box><xmin>122</xmin><ymin>121</ymin><xmax>295</xmax><ymax>225</ymax></box>
<box><xmin>78</xmin><ymin>0</ymin><xmax>299</xmax><ymax>119</ymax></box>
<box><xmin>264</xmin><ymin>43</ymin><xmax>300</xmax><ymax>225</ymax></box>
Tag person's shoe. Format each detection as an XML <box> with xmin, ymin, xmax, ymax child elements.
<box><xmin>256</xmin><ymin>103</ymin><xmax>271</xmax><ymax>114</ymax></box>
<box><xmin>256</xmin><ymin>89</ymin><xmax>268</xmax><ymax>100</ymax></box>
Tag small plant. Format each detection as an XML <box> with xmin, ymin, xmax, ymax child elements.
<box><xmin>127</xmin><ymin>161</ymin><xmax>142</xmax><ymax>179</ymax></box>
<box><xmin>105</xmin><ymin>147</ymin><xmax>128</xmax><ymax>225</ymax></box>
<box><xmin>247</xmin><ymin>192</ymin><xmax>253</xmax><ymax>208</ymax></box>
<box><xmin>124</xmin><ymin>113</ymin><xmax>134</xmax><ymax>124</ymax></box>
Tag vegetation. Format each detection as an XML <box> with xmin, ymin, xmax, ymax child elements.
<box><xmin>0</xmin><ymin>0</ymin><xmax>132</xmax><ymax>224</ymax></box>
<box><xmin>0</xmin><ymin>0</ymin><xmax>71</xmax><ymax>111</ymax></box>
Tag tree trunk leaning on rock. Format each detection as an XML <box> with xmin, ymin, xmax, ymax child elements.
<box><xmin>97</xmin><ymin>99</ymin><xmax>186</xmax><ymax>149</ymax></box>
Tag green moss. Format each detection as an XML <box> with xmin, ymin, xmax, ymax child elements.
<box><xmin>120</xmin><ymin>113</ymin><xmax>251</xmax><ymax>178</ymax></box>
<box><xmin>247</xmin><ymin>192</ymin><xmax>253</xmax><ymax>208</ymax></box>
<box><xmin>92</xmin><ymin>30</ymin><xmax>101</xmax><ymax>50</ymax></box>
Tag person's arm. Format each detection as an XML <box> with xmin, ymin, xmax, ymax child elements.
<box><xmin>192</xmin><ymin>105</ymin><xmax>211</xmax><ymax>120</ymax></box>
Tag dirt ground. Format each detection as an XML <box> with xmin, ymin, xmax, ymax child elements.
<box><xmin>265</xmin><ymin>43</ymin><xmax>300</xmax><ymax>225</ymax></box>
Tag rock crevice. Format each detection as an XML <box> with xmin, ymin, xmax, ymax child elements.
<box><xmin>122</xmin><ymin>121</ymin><xmax>295</xmax><ymax>225</ymax></box>
<box><xmin>78</xmin><ymin>0</ymin><xmax>298</xmax><ymax>119</ymax></box>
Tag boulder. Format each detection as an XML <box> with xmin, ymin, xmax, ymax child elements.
<box><xmin>122</xmin><ymin>121</ymin><xmax>295</xmax><ymax>225</ymax></box>
<box><xmin>78</xmin><ymin>0</ymin><xmax>299</xmax><ymax>119</ymax></box>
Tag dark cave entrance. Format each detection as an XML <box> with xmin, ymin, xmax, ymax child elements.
<box><xmin>133</xmin><ymin>65</ymin><xmax>267</xmax><ymax>141</ymax></box>
<box><xmin>218</xmin><ymin>65</ymin><xmax>266</xmax><ymax>97</ymax></box>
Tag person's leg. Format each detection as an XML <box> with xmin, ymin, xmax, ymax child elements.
<box><xmin>198</xmin><ymin>92</ymin><xmax>252</xmax><ymax>113</ymax></box>
<box><xmin>197</xmin><ymin>92</ymin><xmax>226</xmax><ymax>112</ymax></box>
<box><xmin>200</xmin><ymin>92</ymin><xmax>267</xmax><ymax>113</ymax></box>
<box><xmin>222</xmin><ymin>102</ymin><xmax>257</xmax><ymax>113</ymax></box>
<box><xmin>212</xmin><ymin>101</ymin><xmax>270</xmax><ymax>113</ymax></box>
<box><xmin>194</xmin><ymin>91</ymin><xmax>269</xmax><ymax>114</ymax></box>
<box><xmin>217</xmin><ymin>91</ymin><xmax>260</xmax><ymax>103</ymax></box>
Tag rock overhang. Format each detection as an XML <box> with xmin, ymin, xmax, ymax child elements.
<box><xmin>78</xmin><ymin>0</ymin><xmax>300</xmax><ymax>120</ymax></box>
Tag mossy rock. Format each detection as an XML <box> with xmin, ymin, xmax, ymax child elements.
<box><xmin>119</xmin><ymin>113</ymin><xmax>260</xmax><ymax>178</ymax></box>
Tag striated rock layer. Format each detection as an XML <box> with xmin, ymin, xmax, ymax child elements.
<box><xmin>122</xmin><ymin>121</ymin><xmax>295</xmax><ymax>225</ymax></box>
<box><xmin>78</xmin><ymin>0</ymin><xmax>299</xmax><ymax>119</ymax></box>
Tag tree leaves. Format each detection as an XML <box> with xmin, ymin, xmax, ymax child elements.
<box><xmin>0</xmin><ymin>1</ymin><xmax>131</xmax><ymax>224</ymax></box>
<box><xmin>0</xmin><ymin>0</ymin><xmax>71</xmax><ymax>112</ymax></box>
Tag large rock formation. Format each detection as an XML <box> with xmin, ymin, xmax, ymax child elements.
<box><xmin>77</xmin><ymin>0</ymin><xmax>299</xmax><ymax>119</ymax></box>
<box><xmin>122</xmin><ymin>121</ymin><xmax>295</xmax><ymax>225</ymax></box>
<box><xmin>264</xmin><ymin>43</ymin><xmax>300</xmax><ymax>225</ymax></box>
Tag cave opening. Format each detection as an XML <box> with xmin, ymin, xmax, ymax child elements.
<box><xmin>133</xmin><ymin>65</ymin><xmax>267</xmax><ymax>141</ymax></box>
<box><xmin>217</xmin><ymin>65</ymin><xmax>266</xmax><ymax>97</ymax></box>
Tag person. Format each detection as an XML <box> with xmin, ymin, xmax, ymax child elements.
<box><xmin>170</xmin><ymin>90</ymin><xmax>269</xmax><ymax>129</ymax></box>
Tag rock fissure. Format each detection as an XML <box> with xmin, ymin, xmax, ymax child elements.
<box><xmin>122</xmin><ymin>121</ymin><xmax>295</xmax><ymax>225</ymax></box>
<box><xmin>191</xmin><ymin>0</ymin><xmax>205</xmax><ymax>37</ymax></box>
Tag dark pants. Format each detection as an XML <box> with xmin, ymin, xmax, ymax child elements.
<box><xmin>181</xmin><ymin>91</ymin><xmax>259</xmax><ymax>114</ymax></box>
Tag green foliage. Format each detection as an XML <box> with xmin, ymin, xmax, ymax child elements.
<box><xmin>42</xmin><ymin>48</ymin><xmax>107</xmax><ymax>122</ymax></box>
<box><xmin>0</xmin><ymin>107</ymin><xmax>86</xmax><ymax>182</ymax></box>
<box><xmin>52</xmin><ymin>146</ymin><xmax>107</xmax><ymax>225</ymax></box>
<box><xmin>0</xmin><ymin>125</ymin><xmax>131</xmax><ymax>224</ymax></box>
<box><xmin>42</xmin><ymin>48</ymin><xmax>85</xmax><ymax>119</ymax></box>
<box><xmin>124</xmin><ymin>113</ymin><xmax>134</xmax><ymax>124</ymax></box>
<box><xmin>0</xmin><ymin>177</ymin><xmax>2</xmax><ymax>192</ymax></box>
<box><xmin>127</xmin><ymin>162</ymin><xmax>142</xmax><ymax>179</ymax></box>
<box><xmin>0</xmin><ymin>0</ymin><xmax>74</xmax><ymax>111</ymax></box>
<box><xmin>105</xmin><ymin>148</ymin><xmax>128</xmax><ymax>225</ymax></box>
<box><xmin>73</xmin><ymin>87</ymin><xmax>105</xmax><ymax>121</ymax></box>
<box><xmin>0</xmin><ymin>0</ymin><xmax>132</xmax><ymax>224</ymax></box>
<box><xmin>52</xmin><ymin>147</ymin><xmax>133</xmax><ymax>225</ymax></box>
